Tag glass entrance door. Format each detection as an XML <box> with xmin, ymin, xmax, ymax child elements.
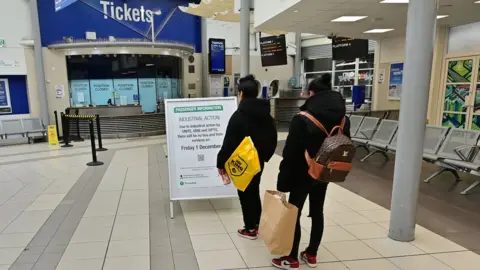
<box><xmin>442</xmin><ymin>57</ymin><xmax>480</xmax><ymax>129</ymax></box>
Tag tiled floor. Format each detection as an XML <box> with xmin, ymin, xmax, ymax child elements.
<box><xmin>0</xmin><ymin>134</ymin><xmax>480</xmax><ymax>269</ymax></box>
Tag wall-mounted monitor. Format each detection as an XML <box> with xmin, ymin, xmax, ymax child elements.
<box><xmin>260</xmin><ymin>35</ymin><xmax>288</xmax><ymax>67</ymax></box>
<box><xmin>209</xmin><ymin>38</ymin><xmax>226</xmax><ymax>74</ymax></box>
<box><xmin>332</xmin><ymin>37</ymin><xmax>369</xmax><ymax>61</ymax></box>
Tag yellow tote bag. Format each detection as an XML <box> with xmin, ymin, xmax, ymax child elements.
<box><xmin>225</xmin><ymin>137</ymin><xmax>261</xmax><ymax>191</ymax></box>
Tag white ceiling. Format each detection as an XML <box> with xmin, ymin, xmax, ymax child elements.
<box><xmin>255</xmin><ymin>0</ymin><xmax>480</xmax><ymax>39</ymax></box>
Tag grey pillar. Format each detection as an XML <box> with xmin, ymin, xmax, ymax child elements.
<box><xmin>201</xmin><ymin>17</ymin><xmax>209</xmax><ymax>97</ymax></box>
<box><xmin>389</xmin><ymin>0</ymin><xmax>437</xmax><ymax>242</ymax></box>
<box><xmin>294</xmin><ymin>32</ymin><xmax>302</xmax><ymax>88</ymax></box>
<box><xmin>30</xmin><ymin>0</ymin><xmax>50</xmax><ymax>125</ymax></box>
<box><xmin>240</xmin><ymin>0</ymin><xmax>250</xmax><ymax>77</ymax></box>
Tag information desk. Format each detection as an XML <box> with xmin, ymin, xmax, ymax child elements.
<box><xmin>67</xmin><ymin>105</ymin><xmax>142</xmax><ymax>117</ymax></box>
<box><xmin>68</xmin><ymin>113</ymin><xmax>165</xmax><ymax>139</ymax></box>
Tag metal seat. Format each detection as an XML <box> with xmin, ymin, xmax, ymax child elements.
<box><xmin>348</xmin><ymin>115</ymin><xmax>364</xmax><ymax>136</ymax></box>
<box><xmin>22</xmin><ymin>118</ymin><xmax>46</xmax><ymax>142</ymax></box>
<box><xmin>0</xmin><ymin>119</ymin><xmax>27</xmax><ymax>146</ymax></box>
<box><xmin>360</xmin><ymin>120</ymin><xmax>398</xmax><ymax>162</ymax></box>
<box><xmin>352</xmin><ymin>117</ymin><xmax>381</xmax><ymax>153</ymax></box>
<box><xmin>424</xmin><ymin>128</ymin><xmax>480</xmax><ymax>195</ymax></box>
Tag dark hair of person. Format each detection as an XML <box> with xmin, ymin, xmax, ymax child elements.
<box><xmin>238</xmin><ymin>74</ymin><xmax>259</xmax><ymax>98</ymax></box>
<box><xmin>308</xmin><ymin>73</ymin><xmax>332</xmax><ymax>94</ymax></box>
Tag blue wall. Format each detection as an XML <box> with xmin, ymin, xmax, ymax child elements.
<box><xmin>0</xmin><ymin>76</ymin><xmax>30</xmax><ymax>115</ymax></box>
<box><xmin>38</xmin><ymin>0</ymin><xmax>202</xmax><ymax>52</ymax></box>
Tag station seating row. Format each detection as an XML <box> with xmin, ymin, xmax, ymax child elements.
<box><xmin>0</xmin><ymin>118</ymin><xmax>47</xmax><ymax>146</ymax></box>
<box><xmin>349</xmin><ymin>115</ymin><xmax>480</xmax><ymax>195</ymax></box>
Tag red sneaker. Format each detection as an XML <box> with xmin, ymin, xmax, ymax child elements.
<box><xmin>300</xmin><ymin>251</ymin><xmax>318</xmax><ymax>268</ymax></box>
<box><xmin>271</xmin><ymin>256</ymin><xmax>300</xmax><ymax>269</ymax></box>
<box><xmin>237</xmin><ymin>228</ymin><xmax>258</xmax><ymax>240</ymax></box>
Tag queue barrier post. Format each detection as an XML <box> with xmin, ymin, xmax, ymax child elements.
<box><xmin>54</xmin><ymin>110</ymin><xmax>62</xmax><ymax>142</ymax></box>
<box><xmin>73</xmin><ymin>109</ymin><xmax>85</xmax><ymax>142</ymax></box>
<box><xmin>61</xmin><ymin>113</ymin><xmax>73</xmax><ymax>148</ymax></box>
<box><xmin>87</xmin><ymin>118</ymin><xmax>104</xmax><ymax>167</ymax></box>
<box><xmin>95</xmin><ymin>114</ymin><xmax>107</xmax><ymax>152</ymax></box>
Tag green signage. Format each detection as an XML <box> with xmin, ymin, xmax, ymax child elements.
<box><xmin>0</xmin><ymin>39</ymin><xmax>5</xmax><ymax>47</ymax></box>
<box><xmin>174</xmin><ymin>105</ymin><xmax>223</xmax><ymax>113</ymax></box>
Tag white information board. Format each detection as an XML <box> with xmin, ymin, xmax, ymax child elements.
<box><xmin>165</xmin><ymin>97</ymin><xmax>238</xmax><ymax>205</ymax></box>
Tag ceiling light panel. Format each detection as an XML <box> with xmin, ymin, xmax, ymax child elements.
<box><xmin>364</xmin><ymin>28</ymin><xmax>395</xmax><ymax>33</ymax></box>
<box><xmin>436</xmin><ymin>15</ymin><xmax>449</xmax><ymax>19</ymax></box>
<box><xmin>331</xmin><ymin>16</ymin><xmax>368</xmax><ymax>22</ymax></box>
<box><xmin>380</xmin><ymin>0</ymin><xmax>409</xmax><ymax>3</ymax></box>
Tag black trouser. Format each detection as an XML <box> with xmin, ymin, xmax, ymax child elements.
<box><xmin>237</xmin><ymin>171</ymin><xmax>263</xmax><ymax>230</ymax></box>
<box><xmin>288</xmin><ymin>181</ymin><xmax>329</xmax><ymax>258</ymax></box>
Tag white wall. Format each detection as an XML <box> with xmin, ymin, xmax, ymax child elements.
<box><xmin>448</xmin><ymin>22</ymin><xmax>480</xmax><ymax>55</ymax></box>
<box><xmin>0</xmin><ymin>0</ymin><xmax>33</xmax><ymax>75</ymax></box>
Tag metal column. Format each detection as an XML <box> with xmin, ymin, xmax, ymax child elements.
<box><xmin>389</xmin><ymin>0</ymin><xmax>438</xmax><ymax>242</ymax></box>
<box><xmin>294</xmin><ymin>32</ymin><xmax>302</xmax><ymax>88</ymax></box>
<box><xmin>30</xmin><ymin>0</ymin><xmax>50</xmax><ymax>125</ymax></box>
<box><xmin>240</xmin><ymin>0</ymin><xmax>250</xmax><ymax>77</ymax></box>
<box><xmin>201</xmin><ymin>17</ymin><xmax>209</xmax><ymax>97</ymax></box>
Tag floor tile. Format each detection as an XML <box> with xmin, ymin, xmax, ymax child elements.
<box><xmin>343</xmin><ymin>258</ymin><xmax>400</xmax><ymax>270</ymax></box>
<box><xmin>61</xmin><ymin>242</ymin><xmax>108</xmax><ymax>260</ymax></box>
<box><xmin>70</xmin><ymin>225</ymin><xmax>112</xmax><ymax>243</ymax></box>
<box><xmin>3</xmin><ymin>210</ymin><xmax>52</xmax><ymax>233</ymax></box>
<box><xmin>389</xmin><ymin>255</ymin><xmax>454</xmax><ymax>270</ymax></box>
<box><xmin>230</xmin><ymin>233</ymin><xmax>266</xmax><ymax>249</ymax></box>
<box><xmin>180</xmin><ymin>200</ymin><xmax>213</xmax><ymax>212</ymax></box>
<box><xmin>363</xmin><ymin>238</ymin><xmax>425</xmax><ymax>257</ymax></box>
<box><xmin>433</xmin><ymin>251</ymin><xmax>480</xmax><ymax>270</ymax></box>
<box><xmin>341</xmin><ymin>223</ymin><xmax>388</xmax><ymax>239</ymax></box>
<box><xmin>238</xmin><ymin>246</ymin><xmax>273</xmax><ymax>268</ymax></box>
<box><xmin>190</xmin><ymin>234</ymin><xmax>236</xmax><ymax>251</ymax></box>
<box><xmin>183</xmin><ymin>210</ymin><xmax>220</xmax><ymax>223</ymax></box>
<box><xmin>106</xmin><ymin>239</ymin><xmax>150</xmax><ymax>257</ymax></box>
<box><xmin>321</xmin><ymin>226</ymin><xmax>357</xmax><ymax>242</ymax></box>
<box><xmin>412</xmin><ymin>227</ymin><xmax>467</xmax><ymax>253</ymax></box>
<box><xmin>358</xmin><ymin>209</ymin><xmax>391</xmax><ymax>222</ymax></box>
<box><xmin>111</xmin><ymin>224</ymin><xmax>149</xmax><ymax>241</ymax></box>
<box><xmin>299</xmin><ymin>243</ymin><xmax>339</xmax><ymax>263</ymax></box>
<box><xmin>221</xmin><ymin>218</ymin><xmax>244</xmax><ymax>233</ymax></box>
<box><xmin>323</xmin><ymin>240</ymin><xmax>382</xmax><ymax>261</ymax></box>
<box><xmin>0</xmin><ymin>265</ymin><xmax>10</xmax><ymax>270</ymax></box>
<box><xmin>0</xmin><ymin>248</ymin><xmax>24</xmax><ymax>265</ymax></box>
<box><xmin>173</xmin><ymin>252</ymin><xmax>200</xmax><ymax>270</ymax></box>
<box><xmin>0</xmin><ymin>233</ymin><xmax>35</xmax><ymax>248</ymax></box>
<box><xmin>186</xmin><ymin>219</ymin><xmax>227</xmax><ymax>235</ymax></box>
<box><xmin>326</xmin><ymin>212</ymin><xmax>372</xmax><ymax>225</ymax></box>
<box><xmin>340</xmin><ymin>199</ymin><xmax>384</xmax><ymax>212</ymax></box>
<box><xmin>323</xmin><ymin>201</ymin><xmax>355</xmax><ymax>214</ymax></box>
<box><xmin>195</xmin><ymin>249</ymin><xmax>246</xmax><ymax>270</ymax></box>
<box><xmin>56</xmin><ymin>258</ymin><xmax>104</xmax><ymax>270</ymax></box>
<box><xmin>103</xmin><ymin>256</ymin><xmax>150</xmax><ymax>270</ymax></box>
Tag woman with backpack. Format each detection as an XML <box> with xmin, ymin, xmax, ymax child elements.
<box><xmin>271</xmin><ymin>73</ymin><xmax>352</xmax><ymax>269</ymax></box>
<box><xmin>217</xmin><ymin>74</ymin><xmax>278</xmax><ymax>240</ymax></box>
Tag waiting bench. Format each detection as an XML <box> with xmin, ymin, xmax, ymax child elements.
<box><xmin>0</xmin><ymin>118</ymin><xmax>46</xmax><ymax>145</ymax></box>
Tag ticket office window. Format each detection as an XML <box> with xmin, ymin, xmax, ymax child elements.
<box><xmin>67</xmin><ymin>54</ymin><xmax>182</xmax><ymax>113</ymax></box>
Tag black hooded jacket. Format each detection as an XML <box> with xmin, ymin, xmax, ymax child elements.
<box><xmin>277</xmin><ymin>90</ymin><xmax>351</xmax><ymax>192</ymax></box>
<box><xmin>217</xmin><ymin>98</ymin><xmax>278</xmax><ymax>169</ymax></box>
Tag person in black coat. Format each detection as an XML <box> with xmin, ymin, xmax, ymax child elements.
<box><xmin>272</xmin><ymin>74</ymin><xmax>351</xmax><ymax>269</ymax></box>
<box><xmin>217</xmin><ymin>74</ymin><xmax>277</xmax><ymax>240</ymax></box>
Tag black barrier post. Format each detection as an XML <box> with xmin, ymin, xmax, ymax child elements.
<box><xmin>73</xmin><ymin>109</ymin><xmax>84</xmax><ymax>142</ymax></box>
<box><xmin>95</xmin><ymin>114</ymin><xmax>107</xmax><ymax>152</ymax></box>
<box><xmin>61</xmin><ymin>113</ymin><xmax>73</xmax><ymax>148</ymax></box>
<box><xmin>54</xmin><ymin>111</ymin><xmax>62</xmax><ymax>142</ymax></box>
<box><xmin>87</xmin><ymin>119</ymin><xmax>104</xmax><ymax>166</ymax></box>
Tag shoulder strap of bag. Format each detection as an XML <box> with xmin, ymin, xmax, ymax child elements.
<box><xmin>299</xmin><ymin>111</ymin><xmax>329</xmax><ymax>136</ymax></box>
<box><xmin>328</xmin><ymin>117</ymin><xmax>346</xmax><ymax>136</ymax></box>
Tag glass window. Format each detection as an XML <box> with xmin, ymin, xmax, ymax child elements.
<box><xmin>304</xmin><ymin>58</ymin><xmax>332</xmax><ymax>72</ymax></box>
<box><xmin>66</xmin><ymin>54</ymin><xmax>182</xmax><ymax>112</ymax></box>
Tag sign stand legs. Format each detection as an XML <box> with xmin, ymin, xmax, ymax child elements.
<box><xmin>170</xmin><ymin>201</ymin><xmax>174</xmax><ymax>219</ymax></box>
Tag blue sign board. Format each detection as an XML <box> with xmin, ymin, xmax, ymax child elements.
<box><xmin>0</xmin><ymin>80</ymin><xmax>9</xmax><ymax>107</ymax></box>
<box><xmin>39</xmin><ymin>0</ymin><xmax>202</xmax><ymax>51</ymax></box>
<box><xmin>389</xmin><ymin>63</ymin><xmax>404</xmax><ymax>100</ymax></box>
<box><xmin>209</xmin><ymin>38</ymin><xmax>226</xmax><ymax>74</ymax></box>
<box><xmin>55</xmin><ymin>0</ymin><xmax>78</xmax><ymax>12</ymax></box>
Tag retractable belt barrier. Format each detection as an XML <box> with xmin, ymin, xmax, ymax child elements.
<box><xmin>59</xmin><ymin>113</ymin><xmax>107</xmax><ymax>167</ymax></box>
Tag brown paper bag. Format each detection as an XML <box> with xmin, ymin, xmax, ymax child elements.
<box><xmin>258</xmin><ymin>190</ymin><xmax>299</xmax><ymax>256</ymax></box>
